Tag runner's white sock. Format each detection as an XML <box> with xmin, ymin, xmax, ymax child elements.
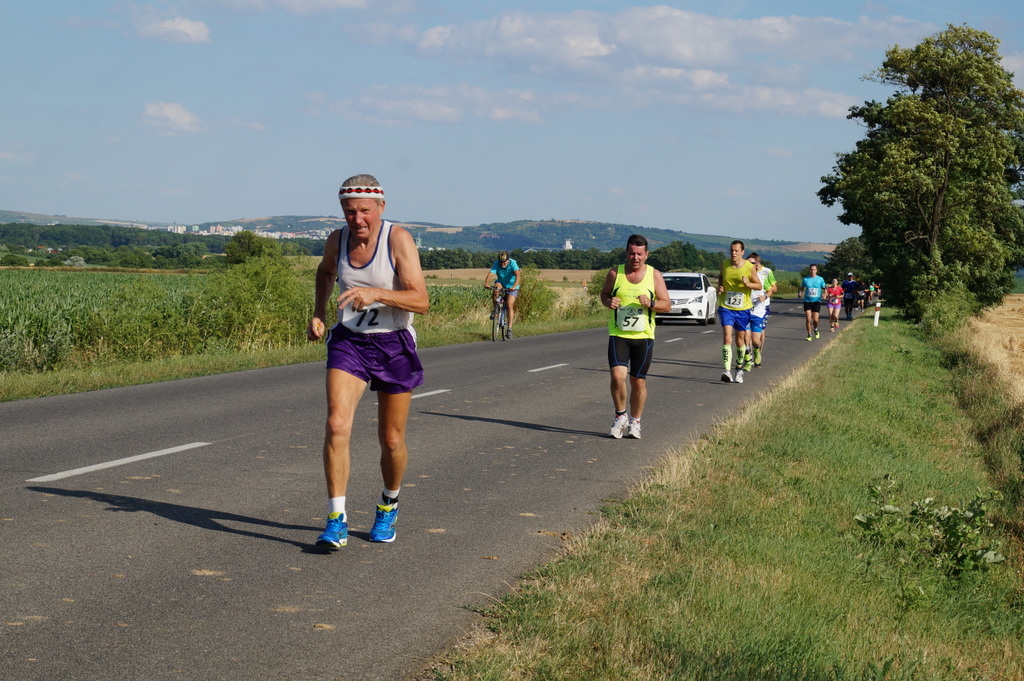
<box><xmin>328</xmin><ymin>496</ymin><xmax>346</xmax><ymax>521</ymax></box>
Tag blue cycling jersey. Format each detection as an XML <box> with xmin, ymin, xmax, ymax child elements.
<box><xmin>490</xmin><ymin>259</ymin><xmax>520</xmax><ymax>288</ymax></box>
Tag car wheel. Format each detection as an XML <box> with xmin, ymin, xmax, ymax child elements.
<box><xmin>706</xmin><ymin>303</ymin><xmax>716</xmax><ymax>324</ymax></box>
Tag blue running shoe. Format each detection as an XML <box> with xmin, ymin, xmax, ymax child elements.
<box><xmin>316</xmin><ymin>512</ymin><xmax>348</xmax><ymax>549</ymax></box>
<box><xmin>369</xmin><ymin>504</ymin><xmax>398</xmax><ymax>543</ymax></box>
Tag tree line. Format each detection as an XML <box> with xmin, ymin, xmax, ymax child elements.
<box><xmin>420</xmin><ymin>239</ymin><xmax>725</xmax><ymax>273</ymax></box>
<box><xmin>0</xmin><ymin>224</ymin><xmax>313</xmax><ymax>269</ymax></box>
<box><xmin>2</xmin><ymin>221</ymin><xmax>728</xmax><ymax>274</ymax></box>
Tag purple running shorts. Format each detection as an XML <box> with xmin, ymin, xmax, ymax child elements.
<box><xmin>326</xmin><ymin>325</ymin><xmax>424</xmax><ymax>394</ymax></box>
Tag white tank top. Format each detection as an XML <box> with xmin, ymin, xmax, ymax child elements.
<box><xmin>335</xmin><ymin>220</ymin><xmax>413</xmax><ymax>334</ymax></box>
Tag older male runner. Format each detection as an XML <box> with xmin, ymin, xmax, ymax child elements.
<box><xmin>307</xmin><ymin>174</ymin><xmax>429</xmax><ymax>549</ymax></box>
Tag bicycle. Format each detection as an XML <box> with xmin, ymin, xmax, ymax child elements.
<box><xmin>489</xmin><ymin>285</ymin><xmax>511</xmax><ymax>342</ymax></box>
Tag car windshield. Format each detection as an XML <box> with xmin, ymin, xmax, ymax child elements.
<box><xmin>664</xmin><ymin>276</ymin><xmax>702</xmax><ymax>292</ymax></box>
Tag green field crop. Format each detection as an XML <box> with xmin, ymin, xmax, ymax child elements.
<box><xmin>1</xmin><ymin>265</ymin><xmax>603</xmax><ymax>377</ymax></box>
<box><xmin>0</xmin><ymin>261</ymin><xmax>311</xmax><ymax>372</ymax></box>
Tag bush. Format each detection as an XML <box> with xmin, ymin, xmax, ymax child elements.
<box><xmin>515</xmin><ymin>265</ymin><xmax>557</xmax><ymax>321</ymax></box>
<box><xmin>197</xmin><ymin>256</ymin><xmax>311</xmax><ymax>351</ymax></box>
<box><xmin>916</xmin><ymin>290</ymin><xmax>977</xmax><ymax>338</ymax></box>
<box><xmin>855</xmin><ymin>474</ymin><xmax>1005</xmax><ymax>578</ymax></box>
<box><xmin>587</xmin><ymin>269</ymin><xmax>607</xmax><ymax>297</ymax></box>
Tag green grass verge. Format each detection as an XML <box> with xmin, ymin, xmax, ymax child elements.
<box><xmin>429</xmin><ymin>312</ymin><xmax>1024</xmax><ymax>681</ymax></box>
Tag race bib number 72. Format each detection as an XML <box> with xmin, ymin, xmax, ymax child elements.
<box><xmin>341</xmin><ymin>303</ymin><xmax>385</xmax><ymax>332</ymax></box>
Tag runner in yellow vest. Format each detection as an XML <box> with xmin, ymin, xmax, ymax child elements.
<box><xmin>716</xmin><ymin>239</ymin><xmax>762</xmax><ymax>384</ymax></box>
<box><xmin>599</xmin><ymin>234</ymin><xmax>671</xmax><ymax>439</ymax></box>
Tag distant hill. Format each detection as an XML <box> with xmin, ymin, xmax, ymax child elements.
<box><xmin>1</xmin><ymin>210</ymin><xmax>833</xmax><ymax>271</ymax></box>
<box><xmin>395</xmin><ymin>219</ymin><xmax>832</xmax><ymax>271</ymax></box>
<box><xmin>0</xmin><ymin>209</ymin><xmax>173</xmax><ymax>230</ymax></box>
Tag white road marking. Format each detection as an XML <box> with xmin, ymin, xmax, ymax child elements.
<box><xmin>528</xmin><ymin>363</ymin><xmax>569</xmax><ymax>373</ymax></box>
<box><xmin>27</xmin><ymin>442</ymin><xmax>212</xmax><ymax>483</ymax></box>
<box><xmin>665</xmin><ymin>338</ymin><xmax>683</xmax><ymax>343</ymax></box>
<box><xmin>412</xmin><ymin>389</ymin><xmax>451</xmax><ymax>399</ymax></box>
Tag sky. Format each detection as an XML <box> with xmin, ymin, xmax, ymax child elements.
<box><xmin>2</xmin><ymin>1</ymin><xmax>1023</xmax><ymax>244</ymax></box>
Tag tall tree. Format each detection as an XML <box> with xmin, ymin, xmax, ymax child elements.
<box><xmin>821</xmin><ymin>236</ymin><xmax>874</xmax><ymax>283</ymax></box>
<box><xmin>818</xmin><ymin>25</ymin><xmax>1024</xmax><ymax>320</ymax></box>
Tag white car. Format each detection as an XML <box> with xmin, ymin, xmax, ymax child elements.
<box><xmin>658</xmin><ymin>272</ymin><xmax>718</xmax><ymax>325</ymax></box>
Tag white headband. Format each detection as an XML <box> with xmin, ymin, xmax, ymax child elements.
<box><xmin>338</xmin><ymin>185</ymin><xmax>385</xmax><ymax>201</ymax></box>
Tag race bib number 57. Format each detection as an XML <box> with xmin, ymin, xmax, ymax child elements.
<box><xmin>616</xmin><ymin>305</ymin><xmax>648</xmax><ymax>332</ymax></box>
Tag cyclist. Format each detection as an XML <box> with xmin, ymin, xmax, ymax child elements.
<box><xmin>483</xmin><ymin>251</ymin><xmax>522</xmax><ymax>338</ymax></box>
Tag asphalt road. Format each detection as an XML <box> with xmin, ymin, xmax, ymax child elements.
<box><xmin>0</xmin><ymin>299</ymin><xmax>863</xmax><ymax>680</ymax></box>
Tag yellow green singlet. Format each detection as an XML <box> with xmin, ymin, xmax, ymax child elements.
<box><xmin>720</xmin><ymin>260</ymin><xmax>756</xmax><ymax>311</ymax></box>
<box><xmin>608</xmin><ymin>264</ymin><xmax>656</xmax><ymax>340</ymax></box>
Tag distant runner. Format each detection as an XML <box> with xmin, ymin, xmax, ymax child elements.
<box><xmin>717</xmin><ymin>240</ymin><xmax>762</xmax><ymax>384</ymax></box>
<box><xmin>799</xmin><ymin>264</ymin><xmax>826</xmax><ymax>341</ymax></box>
<box><xmin>745</xmin><ymin>253</ymin><xmax>776</xmax><ymax>369</ymax></box>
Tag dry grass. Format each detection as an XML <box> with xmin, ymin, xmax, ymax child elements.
<box><xmin>967</xmin><ymin>293</ymin><xmax>1024</xmax><ymax>405</ymax></box>
<box><xmin>782</xmin><ymin>242</ymin><xmax>837</xmax><ymax>253</ymax></box>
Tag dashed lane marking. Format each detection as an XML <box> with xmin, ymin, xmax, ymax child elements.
<box><xmin>27</xmin><ymin>442</ymin><xmax>212</xmax><ymax>482</ymax></box>
<box><xmin>528</xmin><ymin>363</ymin><xmax>569</xmax><ymax>373</ymax></box>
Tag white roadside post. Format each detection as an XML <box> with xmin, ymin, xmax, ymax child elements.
<box><xmin>873</xmin><ymin>301</ymin><xmax>882</xmax><ymax>327</ymax></box>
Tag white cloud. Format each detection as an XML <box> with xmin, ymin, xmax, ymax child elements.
<box><xmin>0</xmin><ymin>151</ymin><xmax>35</xmax><ymax>162</ymax></box>
<box><xmin>199</xmin><ymin>0</ymin><xmax>366</xmax><ymax>11</ymax></box>
<box><xmin>328</xmin><ymin>84</ymin><xmax>567</xmax><ymax>126</ymax></box>
<box><xmin>142</xmin><ymin>102</ymin><xmax>204</xmax><ymax>135</ymax></box>
<box><xmin>226</xmin><ymin>118</ymin><xmax>268</xmax><ymax>131</ymax></box>
<box><xmin>131</xmin><ymin>5</ymin><xmax>211</xmax><ymax>43</ymax></box>
<box><xmin>137</xmin><ymin>16</ymin><xmax>210</xmax><ymax>42</ymax></box>
<box><xmin>407</xmin><ymin>7</ymin><xmax>933</xmax><ymax>118</ymax></box>
<box><xmin>417</xmin><ymin>11</ymin><xmax>614</xmax><ymax>75</ymax></box>
<box><xmin>1004</xmin><ymin>53</ymin><xmax>1024</xmax><ymax>88</ymax></box>
<box><xmin>306</xmin><ymin>92</ymin><xmax>328</xmax><ymax>116</ymax></box>
<box><xmin>276</xmin><ymin>0</ymin><xmax>367</xmax><ymax>11</ymax></box>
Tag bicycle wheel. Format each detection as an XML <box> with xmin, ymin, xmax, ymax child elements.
<box><xmin>499</xmin><ymin>304</ymin><xmax>508</xmax><ymax>341</ymax></box>
<box><xmin>491</xmin><ymin>304</ymin><xmax>500</xmax><ymax>341</ymax></box>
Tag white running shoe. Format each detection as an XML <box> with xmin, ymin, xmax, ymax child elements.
<box><xmin>609</xmin><ymin>414</ymin><xmax>628</xmax><ymax>439</ymax></box>
<box><xmin>627</xmin><ymin>418</ymin><xmax>641</xmax><ymax>439</ymax></box>
<box><xmin>734</xmin><ymin>369</ymin><xmax>744</xmax><ymax>383</ymax></box>
<box><xmin>720</xmin><ymin>370</ymin><xmax>733</xmax><ymax>383</ymax></box>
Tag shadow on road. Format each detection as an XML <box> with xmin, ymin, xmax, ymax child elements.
<box><xmin>418</xmin><ymin>410</ymin><xmax>598</xmax><ymax>437</ymax></box>
<box><xmin>25</xmin><ymin>485</ymin><xmax>323</xmax><ymax>551</ymax></box>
